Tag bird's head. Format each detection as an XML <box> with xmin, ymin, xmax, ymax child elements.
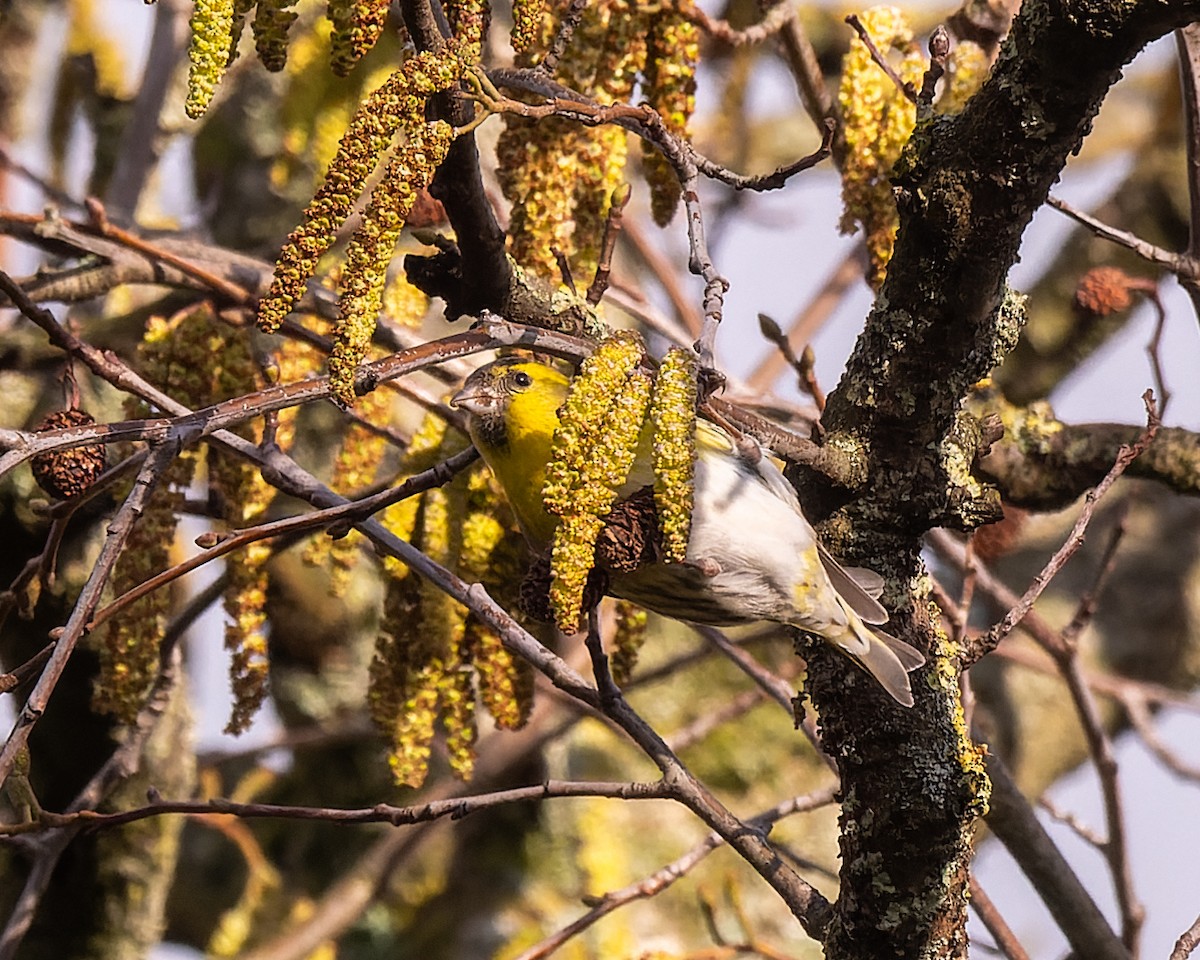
<box><xmin>451</xmin><ymin>357</ymin><xmax>571</xmax><ymax>454</ymax></box>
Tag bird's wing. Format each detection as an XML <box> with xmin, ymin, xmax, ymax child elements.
<box><xmin>817</xmin><ymin>542</ymin><xmax>889</xmax><ymax>625</ymax></box>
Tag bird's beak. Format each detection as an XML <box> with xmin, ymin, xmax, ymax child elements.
<box><xmin>450</xmin><ymin>381</ymin><xmax>499</xmax><ymax>415</ymax></box>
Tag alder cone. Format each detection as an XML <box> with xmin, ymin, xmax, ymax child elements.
<box><xmin>31</xmin><ymin>408</ymin><xmax>107</xmax><ymax>500</ymax></box>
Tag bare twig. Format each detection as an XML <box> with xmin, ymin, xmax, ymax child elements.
<box><xmin>845</xmin><ymin>14</ymin><xmax>917</xmax><ymax>103</ymax></box>
<box><xmin>756</xmin><ymin>313</ymin><xmax>827</xmax><ymax>411</ymax></box>
<box><xmin>983</xmin><ymin>391</ymin><xmax>1160</xmax><ymax>654</ymax></box>
<box><xmin>513</xmin><ymin>785</ymin><xmax>838</xmax><ymax>960</ymax></box>
<box><xmin>918</xmin><ymin>26</ymin><xmax>951</xmax><ymax>116</ymax></box>
<box><xmin>681</xmin><ymin>0</ymin><xmax>797</xmax><ymax>47</ymax></box>
<box><xmin>1123</xmin><ymin>692</ymin><xmax>1200</xmax><ymax>781</ymax></box>
<box><xmin>1171</xmin><ymin>911</ymin><xmax>1200</xmax><ymax>960</ymax></box>
<box><xmin>746</xmin><ymin>244</ymin><xmax>865</xmax><ymax>392</ymax></box>
<box><xmin>586</xmin><ymin>184</ymin><xmax>631</xmax><ymax>305</ymax></box>
<box><xmin>1174</xmin><ymin>24</ymin><xmax>1200</xmax><ymax>318</ymax></box>
<box><xmin>0</xmin><ymin>779</ymin><xmax>671</xmax><ymax>837</ymax></box>
<box><xmin>1047</xmin><ymin>194</ymin><xmax>1195</xmax><ymax>276</ymax></box>
<box><xmin>984</xmin><ymin>753</ymin><xmax>1130</xmax><ymax>960</ymax></box>
<box><xmin>968</xmin><ymin>877</ymin><xmax>1033</xmax><ymax>960</ymax></box>
<box><xmin>84</xmin><ymin>448</ymin><xmax>479</xmax><ymax>633</ymax></box>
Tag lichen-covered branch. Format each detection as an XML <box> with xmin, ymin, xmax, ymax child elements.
<box><xmin>973</xmin><ymin>392</ymin><xmax>1200</xmax><ymax>509</ymax></box>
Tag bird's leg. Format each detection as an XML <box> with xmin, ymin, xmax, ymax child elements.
<box><xmin>585</xmin><ymin>606</ymin><xmax>621</xmax><ymax>707</ymax></box>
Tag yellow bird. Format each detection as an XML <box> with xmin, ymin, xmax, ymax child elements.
<box><xmin>452</xmin><ymin>357</ymin><xmax>925</xmax><ymax>706</ymax></box>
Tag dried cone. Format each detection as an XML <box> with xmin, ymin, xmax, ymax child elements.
<box><xmin>31</xmin><ymin>409</ymin><xmax>107</xmax><ymax>500</ymax></box>
<box><xmin>1074</xmin><ymin>266</ymin><xmax>1134</xmax><ymax>317</ymax></box>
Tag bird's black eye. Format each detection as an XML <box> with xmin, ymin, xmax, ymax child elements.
<box><xmin>512</xmin><ymin>371</ymin><xmax>533</xmax><ymax>388</ymax></box>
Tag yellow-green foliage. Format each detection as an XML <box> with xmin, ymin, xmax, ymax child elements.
<box><xmin>543</xmin><ymin>333</ymin><xmax>651</xmax><ymax>632</ymax></box>
<box><xmin>186</xmin><ymin>0</ymin><xmax>236</xmax><ymax>118</ymax></box>
<box><xmin>327</xmin><ymin>120</ymin><xmax>455</xmax><ymax>405</ymax></box>
<box><xmin>649</xmin><ymin>348</ymin><xmax>697</xmax><ymax>564</ymax></box>
<box><xmin>838</xmin><ymin>5</ymin><xmax>924</xmax><ymax>288</ymax></box>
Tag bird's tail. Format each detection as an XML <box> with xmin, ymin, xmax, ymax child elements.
<box><xmin>825</xmin><ymin>604</ymin><xmax>926</xmax><ymax>707</ymax></box>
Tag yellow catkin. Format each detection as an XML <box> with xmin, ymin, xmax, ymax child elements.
<box><xmin>838</xmin><ymin>6</ymin><xmax>924</xmax><ymax>288</ymax></box>
<box><xmin>510</xmin><ymin>0</ymin><xmax>546</xmax><ymax>56</ymax></box>
<box><xmin>610</xmin><ymin>599</ymin><xmax>647</xmax><ymax>685</ymax></box>
<box><xmin>640</xmin><ymin>9</ymin><xmax>699</xmax><ymax>226</ymax></box>
<box><xmin>498</xmin><ymin>0</ymin><xmax>646</xmax><ymax>282</ymax></box>
<box><xmin>444</xmin><ymin>0</ymin><xmax>488</xmax><ymax>48</ymax></box>
<box><xmin>544</xmin><ymin>334</ymin><xmax>652</xmax><ymax>631</ymax></box>
<box><xmin>329</xmin><ymin>120</ymin><xmax>455</xmax><ymax>405</ymax></box>
<box><xmin>207</xmin><ymin>326</ymin><xmax>276</xmax><ymax>735</ymax></box>
<box><xmin>186</xmin><ymin>0</ymin><xmax>236</xmax><ymax>118</ymax></box>
<box><xmin>327</xmin><ymin>0</ymin><xmax>392</xmax><ymax>76</ymax></box>
<box><xmin>381</xmin><ymin>273</ymin><xmax>431</xmax><ymax>326</ymax></box>
<box><xmin>939</xmin><ymin>40</ymin><xmax>988</xmax><ymax>114</ymax></box>
<box><xmin>93</xmin><ymin>308</ymin><xmax>216</xmax><ymax>721</ymax></box>
<box><xmin>257</xmin><ymin>46</ymin><xmax>470</xmax><ymax>333</ymax></box>
<box><xmin>370</xmin><ymin>416</ymin><xmax>481</xmax><ymax>787</ymax></box>
<box><xmin>319</xmin><ymin>379</ymin><xmax>393</xmax><ymax>593</ymax></box>
<box><xmin>649</xmin><ymin>347</ymin><xmax>697</xmax><ymax>563</ymax></box>
<box><xmin>466</xmin><ymin>618</ymin><xmax>532</xmax><ymax>729</ymax></box>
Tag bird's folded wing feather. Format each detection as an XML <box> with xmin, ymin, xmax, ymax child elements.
<box><xmin>817</xmin><ymin>542</ymin><xmax>889</xmax><ymax>625</ymax></box>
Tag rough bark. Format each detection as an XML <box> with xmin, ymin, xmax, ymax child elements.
<box><xmin>797</xmin><ymin>3</ymin><xmax>1200</xmax><ymax>958</ymax></box>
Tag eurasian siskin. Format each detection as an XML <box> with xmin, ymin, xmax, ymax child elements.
<box><xmin>451</xmin><ymin>357</ymin><xmax>925</xmax><ymax>706</ymax></box>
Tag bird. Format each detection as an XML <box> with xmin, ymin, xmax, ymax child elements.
<box><xmin>451</xmin><ymin>356</ymin><xmax>925</xmax><ymax>706</ymax></box>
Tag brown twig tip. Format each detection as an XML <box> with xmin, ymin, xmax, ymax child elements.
<box><xmin>919</xmin><ymin>26</ymin><xmax>950</xmax><ymax>108</ymax></box>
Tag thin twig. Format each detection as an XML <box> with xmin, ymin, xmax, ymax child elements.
<box><xmin>0</xmin><ymin>779</ymin><xmax>671</xmax><ymax>837</ymax></box>
<box><xmin>968</xmin><ymin>877</ymin><xmax>1033</xmax><ymax>960</ymax></box>
<box><xmin>1047</xmin><ymin>194</ymin><xmax>1195</xmax><ymax>276</ymax></box>
<box><xmin>512</xmin><ymin>785</ymin><xmax>838</xmax><ymax>960</ymax></box>
<box><xmin>1170</xmin><ymin>911</ymin><xmax>1200</xmax><ymax>960</ymax></box>
<box><xmin>845</xmin><ymin>14</ymin><xmax>917</xmax><ymax>103</ymax></box>
<box><xmin>983</xmin><ymin>391</ymin><xmax>1160</xmax><ymax>654</ymax></box>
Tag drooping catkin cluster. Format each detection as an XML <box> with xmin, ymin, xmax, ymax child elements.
<box><xmin>499</xmin><ymin>0</ymin><xmax>696</xmax><ymax>281</ymax></box>
<box><xmin>209</xmin><ymin>355</ymin><xmax>276</xmax><ymax>734</ymax></box>
<box><xmin>326</xmin><ymin>0</ymin><xmax>391</xmax><ymax>77</ymax></box>
<box><xmin>648</xmin><ymin>347</ymin><xmax>697</xmax><ymax>563</ymax></box>
<box><xmin>610</xmin><ymin>600</ymin><xmax>648</xmax><ymax>685</ymax></box>
<box><xmin>542</xmin><ymin>333</ymin><xmax>652</xmax><ymax>632</ymax></box>
<box><xmin>252</xmin><ymin>0</ymin><xmax>300</xmax><ymax>71</ymax></box>
<box><xmin>185</xmin><ymin>0</ymin><xmax>421</xmax><ymax>116</ymax></box>
<box><xmin>256</xmin><ymin>29</ymin><xmax>474</xmax><ymax>405</ymax></box>
<box><xmin>326</xmin><ymin>120</ymin><xmax>455</xmax><ymax>403</ymax></box>
<box><xmin>370</xmin><ymin>411</ymin><xmax>530</xmax><ymax>788</ymax></box>
<box><xmin>641</xmin><ymin>9</ymin><xmax>700</xmax><ymax>226</ymax></box>
<box><xmin>837</xmin><ymin>6</ymin><xmax>924</xmax><ymax>289</ymax></box>
<box><xmin>92</xmin><ymin>306</ymin><xmax>215</xmax><ymax>722</ymax></box>
<box><xmin>186</xmin><ymin>0</ymin><xmax>237</xmax><ymax>119</ymax></box>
